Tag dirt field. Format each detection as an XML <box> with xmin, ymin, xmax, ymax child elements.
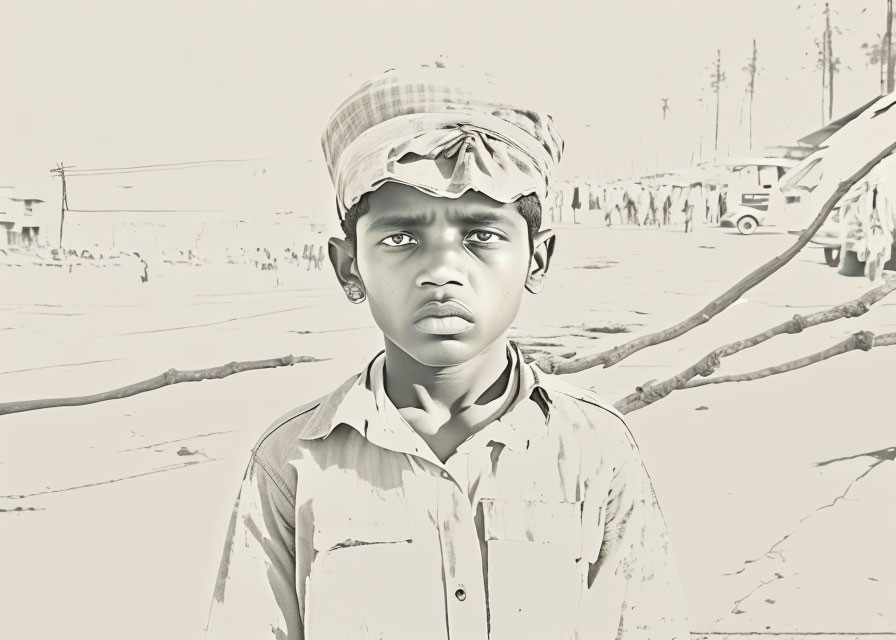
<box><xmin>1</xmin><ymin>219</ymin><xmax>894</xmax><ymax>639</ymax></box>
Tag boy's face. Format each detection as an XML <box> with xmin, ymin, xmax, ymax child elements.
<box><xmin>330</xmin><ymin>182</ymin><xmax>554</xmax><ymax>367</ymax></box>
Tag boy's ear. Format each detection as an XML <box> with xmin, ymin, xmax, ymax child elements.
<box><xmin>525</xmin><ymin>229</ymin><xmax>556</xmax><ymax>294</ymax></box>
<box><xmin>328</xmin><ymin>237</ymin><xmax>364</xmax><ymax>289</ymax></box>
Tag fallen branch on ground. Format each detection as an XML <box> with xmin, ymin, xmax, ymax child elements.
<box><xmin>6</xmin><ymin>147</ymin><xmax>896</xmax><ymax>418</ymax></box>
<box><xmin>682</xmin><ymin>330</ymin><xmax>895</xmax><ymax>389</ymax></box>
<box><xmin>614</xmin><ymin>276</ymin><xmax>896</xmax><ymax>413</ymax></box>
<box><xmin>615</xmin><ymin>330</ymin><xmax>896</xmax><ymax>414</ymax></box>
<box><xmin>0</xmin><ymin>355</ymin><xmax>326</xmax><ymax>417</ymax></box>
<box><xmin>535</xmin><ymin>140</ymin><xmax>896</xmax><ymax>375</ymax></box>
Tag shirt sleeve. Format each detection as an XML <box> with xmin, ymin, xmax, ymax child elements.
<box><xmin>580</xmin><ymin>430</ymin><xmax>690</xmax><ymax>639</ymax></box>
<box><xmin>206</xmin><ymin>455</ymin><xmax>302</xmax><ymax>640</ymax></box>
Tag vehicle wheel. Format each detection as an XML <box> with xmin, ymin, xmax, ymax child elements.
<box><xmin>823</xmin><ymin>247</ymin><xmax>841</xmax><ymax>267</ymax></box>
<box><xmin>884</xmin><ymin>242</ymin><xmax>896</xmax><ymax>271</ymax></box>
<box><xmin>737</xmin><ymin>216</ymin><xmax>758</xmax><ymax>235</ymax></box>
<box><xmin>837</xmin><ymin>250</ymin><xmax>865</xmax><ymax>277</ymax></box>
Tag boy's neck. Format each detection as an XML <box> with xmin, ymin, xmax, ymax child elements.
<box><xmin>382</xmin><ymin>337</ymin><xmax>515</xmax><ymax>445</ymax></box>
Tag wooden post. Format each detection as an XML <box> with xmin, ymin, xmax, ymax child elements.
<box><xmin>826</xmin><ymin>2</ymin><xmax>834</xmax><ymax>121</ymax></box>
<box><xmin>887</xmin><ymin>0</ymin><xmax>894</xmax><ymax>93</ymax></box>
<box><xmin>746</xmin><ymin>39</ymin><xmax>757</xmax><ymax>150</ymax></box>
<box><xmin>714</xmin><ymin>49</ymin><xmax>722</xmax><ymax>154</ymax></box>
<box><xmin>50</xmin><ymin>163</ymin><xmax>69</xmax><ymax>249</ymax></box>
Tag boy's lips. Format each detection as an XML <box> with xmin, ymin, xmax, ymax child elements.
<box><xmin>413</xmin><ymin>300</ymin><xmax>475</xmax><ymax>322</ymax></box>
<box><xmin>413</xmin><ymin>300</ymin><xmax>475</xmax><ymax>335</ymax></box>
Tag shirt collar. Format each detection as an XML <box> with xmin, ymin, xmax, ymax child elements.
<box><xmin>296</xmin><ymin>342</ymin><xmax>553</xmax><ymax>452</ymax></box>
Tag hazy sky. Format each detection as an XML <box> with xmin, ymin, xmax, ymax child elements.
<box><xmin>0</xmin><ymin>0</ymin><xmax>887</xmax><ymax>206</ymax></box>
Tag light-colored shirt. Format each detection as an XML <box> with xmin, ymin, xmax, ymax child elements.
<box><xmin>207</xmin><ymin>343</ymin><xmax>688</xmax><ymax>639</ymax></box>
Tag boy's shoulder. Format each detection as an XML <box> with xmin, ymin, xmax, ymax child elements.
<box><xmin>534</xmin><ymin>371</ymin><xmax>643</xmax><ymax>456</ymax></box>
<box><xmin>249</xmin><ymin>372</ymin><xmax>361</xmax><ymax>473</ymax></box>
<box><xmin>537</xmin><ymin>372</ymin><xmax>623</xmax><ymax>419</ymax></box>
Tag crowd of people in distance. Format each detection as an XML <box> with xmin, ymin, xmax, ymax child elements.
<box><xmin>227</xmin><ymin>242</ymin><xmax>328</xmax><ymax>272</ymax></box>
<box><xmin>563</xmin><ymin>180</ymin><xmax>729</xmax><ymax>233</ymax></box>
<box><xmin>1</xmin><ymin>235</ymin><xmax>332</xmax><ymax>287</ymax></box>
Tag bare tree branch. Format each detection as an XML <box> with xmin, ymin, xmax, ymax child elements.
<box><xmin>615</xmin><ymin>331</ymin><xmax>896</xmax><ymax>414</ymax></box>
<box><xmin>0</xmin><ymin>355</ymin><xmax>326</xmax><ymax>417</ymax></box>
<box><xmin>6</xmin><ymin>147</ymin><xmax>896</xmax><ymax>419</ymax></box>
<box><xmin>681</xmin><ymin>330</ymin><xmax>896</xmax><ymax>389</ymax></box>
<box><xmin>535</xmin><ymin>140</ymin><xmax>896</xmax><ymax>375</ymax></box>
<box><xmin>614</xmin><ymin>276</ymin><xmax>896</xmax><ymax>413</ymax></box>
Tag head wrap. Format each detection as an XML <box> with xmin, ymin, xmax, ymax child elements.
<box><xmin>321</xmin><ymin>66</ymin><xmax>565</xmax><ymax>220</ymax></box>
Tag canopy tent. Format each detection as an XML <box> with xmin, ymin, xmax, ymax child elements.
<box><xmin>796</xmin><ymin>96</ymin><xmax>882</xmax><ymax>148</ymax></box>
<box><xmin>767</xmin><ymin>92</ymin><xmax>896</xmax><ymax>233</ymax></box>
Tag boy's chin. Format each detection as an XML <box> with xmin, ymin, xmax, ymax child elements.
<box><xmin>393</xmin><ymin>335</ymin><xmax>494</xmax><ymax>368</ymax></box>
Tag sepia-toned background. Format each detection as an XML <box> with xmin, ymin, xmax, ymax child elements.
<box><xmin>1</xmin><ymin>1</ymin><xmax>894</xmax><ymax>638</ymax></box>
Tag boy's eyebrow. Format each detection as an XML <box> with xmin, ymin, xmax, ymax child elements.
<box><xmin>365</xmin><ymin>210</ymin><xmax>513</xmax><ymax>232</ymax></box>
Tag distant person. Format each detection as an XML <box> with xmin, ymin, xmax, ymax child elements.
<box><xmin>134</xmin><ymin>252</ymin><xmax>149</xmax><ymax>283</ymax></box>
<box><xmin>623</xmin><ymin>191</ymin><xmax>639</xmax><ymax>226</ymax></box>
<box><xmin>718</xmin><ymin>189</ymin><xmax>728</xmax><ymax>223</ymax></box>
<box><xmin>662</xmin><ymin>192</ymin><xmax>672</xmax><ymax>226</ymax></box>
<box><xmin>571</xmin><ymin>185</ymin><xmax>581</xmax><ymax>223</ymax></box>
<box><xmin>683</xmin><ymin>198</ymin><xmax>694</xmax><ymax>233</ymax></box>
<box><xmin>646</xmin><ymin>190</ymin><xmax>659</xmax><ymax>226</ymax></box>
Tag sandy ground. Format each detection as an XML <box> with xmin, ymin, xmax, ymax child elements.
<box><xmin>1</xmin><ymin>220</ymin><xmax>894</xmax><ymax>639</ymax></box>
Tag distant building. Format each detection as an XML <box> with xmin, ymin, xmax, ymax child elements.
<box><xmin>0</xmin><ymin>186</ymin><xmax>44</xmax><ymax>247</ymax></box>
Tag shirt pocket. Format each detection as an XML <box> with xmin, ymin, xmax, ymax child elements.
<box><xmin>481</xmin><ymin>498</ymin><xmax>585</xmax><ymax>640</ymax></box>
<box><xmin>305</xmin><ymin>505</ymin><xmax>446</xmax><ymax>640</ymax></box>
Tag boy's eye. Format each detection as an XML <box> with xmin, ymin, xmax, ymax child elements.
<box><xmin>467</xmin><ymin>230</ymin><xmax>501</xmax><ymax>244</ymax></box>
<box><xmin>380</xmin><ymin>233</ymin><xmax>417</xmax><ymax>247</ymax></box>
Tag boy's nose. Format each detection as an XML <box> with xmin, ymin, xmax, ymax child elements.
<box><xmin>414</xmin><ymin>242</ymin><xmax>466</xmax><ymax>288</ymax></box>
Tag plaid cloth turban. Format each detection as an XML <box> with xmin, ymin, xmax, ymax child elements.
<box><xmin>321</xmin><ymin>67</ymin><xmax>565</xmax><ymax>220</ymax></box>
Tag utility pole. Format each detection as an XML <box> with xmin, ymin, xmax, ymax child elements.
<box><xmin>711</xmin><ymin>49</ymin><xmax>726</xmax><ymax>155</ymax></box>
<box><xmin>660</xmin><ymin>97</ymin><xmax>669</xmax><ymax>172</ymax></box>
<box><xmin>744</xmin><ymin>39</ymin><xmax>758</xmax><ymax>150</ymax></box>
<box><xmin>817</xmin><ymin>4</ymin><xmax>829</xmax><ymax>125</ymax></box>
<box><xmin>697</xmin><ymin>93</ymin><xmax>705</xmax><ymax>163</ymax></box>
<box><xmin>825</xmin><ymin>2</ymin><xmax>834</xmax><ymax>121</ymax></box>
<box><xmin>50</xmin><ymin>163</ymin><xmax>71</xmax><ymax>249</ymax></box>
<box><xmin>887</xmin><ymin>0</ymin><xmax>894</xmax><ymax>92</ymax></box>
<box><xmin>822</xmin><ymin>30</ymin><xmax>828</xmax><ymax>122</ymax></box>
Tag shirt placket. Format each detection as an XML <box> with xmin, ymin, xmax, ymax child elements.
<box><xmin>364</xmin><ymin>412</ymin><xmax>489</xmax><ymax>639</ymax></box>
<box><xmin>436</xmin><ymin>456</ymin><xmax>489</xmax><ymax>640</ymax></box>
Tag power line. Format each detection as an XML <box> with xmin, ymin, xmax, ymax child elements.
<box><xmin>66</xmin><ymin>208</ymin><xmax>245</xmax><ymax>213</ymax></box>
<box><xmin>62</xmin><ymin>158</ymin><xmax>258</xmax><ymax>174</ymax></box>
<box><xmin>56</xmin><ymin>157</ymin><xmax>324</xmax><ymax>178</ymax></box>
<box><xmin>59</xmin><ymin>165</ymin><xmax>256</xmax><ymax>178</ymax></box>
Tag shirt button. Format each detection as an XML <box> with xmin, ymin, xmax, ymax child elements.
<box><xmin>455</xmin><ymin>588</ymin><xmax>466</xmax><ymax>601</ymax></box>
<box><xmin>441</xmin><ymin>470</ymin><xmax>450</xmax><ymax>479</ymax></box>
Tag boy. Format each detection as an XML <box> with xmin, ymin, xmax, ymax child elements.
<box><xmin>207</xmin><ymin>67</ymin><xmax>688</xmax><ymax>639</ymax></box>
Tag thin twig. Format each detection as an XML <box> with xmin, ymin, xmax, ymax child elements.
<box><xmin>614</xmin><ymin>276</ymin><xmax>896</xmax><ymax>413</ymax></box>
<box><xmin>535</xmin><ymin>140</ymin><xmax>896</xmax><ymax>375</ymax></box>
<box><xmin>614</xmin><ymin>331</ymin><xmax>896</xmax><ymax>414</ymax></box>
<box><xmin>0</xmin><ymin>355</ymin><xmax>327</xmax><ymax>417</ymax></box>
<box><xmin>682</xmin><ymin>331</ymin><xmax>896</xmax><ymax>388</ymax></box>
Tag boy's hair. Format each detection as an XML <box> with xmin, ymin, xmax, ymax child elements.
<box><xmin>340</xmin><ymin>192</ymin><xmax>542</xmax><ymax>246</ymax></box>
